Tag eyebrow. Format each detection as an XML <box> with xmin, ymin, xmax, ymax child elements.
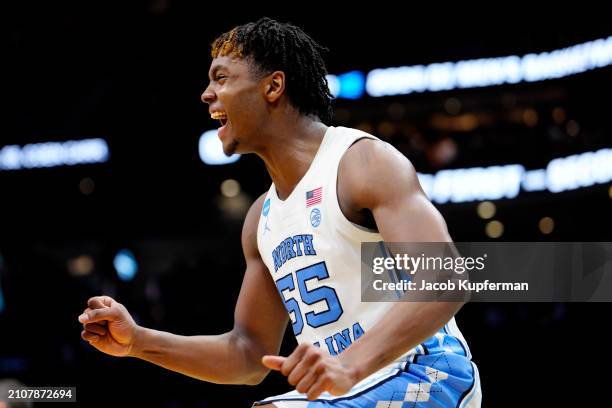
<box><xmin>209</xmin><ymin>64</ymin><xmax>228</xmax><ymax>80</ymax></box>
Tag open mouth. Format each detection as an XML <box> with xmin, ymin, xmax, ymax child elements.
<box><xmin>211</xmin><ymin>111</ymin><xmax>228</xmax><ymax>127</ymax></box>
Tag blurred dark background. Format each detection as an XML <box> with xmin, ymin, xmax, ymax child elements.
<box><xmin>1</xmin><ymin>3</ymin><xmax>611</xmax><ymax>407</ymax></box>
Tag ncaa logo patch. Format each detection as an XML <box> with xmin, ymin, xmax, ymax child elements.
<box><xmin>310</xmin><ymin>208</ymin><xmax>321</xmax><ymax>228</ymax></box>
<box><xmin>262</xmin><ymin>198</ymin><xmax>271</xmax><ymax>216</ymax></box>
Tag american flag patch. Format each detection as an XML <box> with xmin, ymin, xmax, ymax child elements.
<box><xmin>306</xmin><ymin>187</ymin><xmax>322</xmax><ymax>207</ymax></box>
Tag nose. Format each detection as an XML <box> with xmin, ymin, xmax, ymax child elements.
<box><xmin>201</xmin><ymin>84</ymin><xmax>216</xmax><ymax>104</ymax></box>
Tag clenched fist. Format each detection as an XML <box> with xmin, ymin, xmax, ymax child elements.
<box><xmin>78</xmin><ymin>296</ymin><xmax>138</xmax><ymax>357</ymax></box>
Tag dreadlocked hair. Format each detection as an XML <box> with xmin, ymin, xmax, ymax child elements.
<box><xmin>211</xmin><ymin>17</ymin><xmax>334</xmax><ymax>124</ymax></box>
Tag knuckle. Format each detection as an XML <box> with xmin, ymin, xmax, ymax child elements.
<box><xmin>295</xmin><ymin>379</ymin><xmax>308</xmax><ymax>392</ymax></box>
<box><xmin>309</xmin><ymin>350</ymin><xmax>322</xmax><ymax>361</ymax></box>
<box><xmin>287</xmin><ymin>371</ymin><xmax>299</xmax><ymax>385</ymax></box>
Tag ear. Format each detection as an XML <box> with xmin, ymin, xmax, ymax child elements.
<box><xmin>263</xmin><ymin>71</ymin><xmax>285</xmax><ymax>103</ymax></box>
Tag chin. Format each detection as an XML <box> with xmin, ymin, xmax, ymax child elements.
<box><xmin>223</xmin><ymin>140</ymin><xmax>239</xmax><ymax>156</ymax></box>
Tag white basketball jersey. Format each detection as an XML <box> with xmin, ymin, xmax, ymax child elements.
<box><xmin>256</xmin><ymin>126</ymin><xmax>472</xmax><ymax>364</ymax></box>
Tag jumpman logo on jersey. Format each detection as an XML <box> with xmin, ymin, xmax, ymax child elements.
<box><xmin>263</xmin><ymin>217</ymin><xmax>271</xmax><ymax>234</ymax></box>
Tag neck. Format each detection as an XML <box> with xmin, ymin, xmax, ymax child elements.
<box><xmin>256</xmin><ymin>115</ymin><xmax>328</xmax><ymax>200</ymax></box>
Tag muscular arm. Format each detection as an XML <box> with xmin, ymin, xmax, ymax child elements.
<box><xmin>336</xmin><ymin>138</ymin><xmax>463</xmax><ymax>383</ymax></box>
<box><xmin>261</xmin><ymin>139</ymin><xmax>467</xmax><ymax>399</ymax></box>
<box><xmin>80</xmin><ymin>195</ymin><xmax>288</xmax><ymax>385</ymax></box>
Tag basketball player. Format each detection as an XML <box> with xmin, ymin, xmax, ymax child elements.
<box><xmin>78</xmin><ymin>18</ymin><xmax>481</xmax><ymax>407</ymax></box>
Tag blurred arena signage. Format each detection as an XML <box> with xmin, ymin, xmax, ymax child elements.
<box><xmin>418</xmin><ymin>148</ymin><xmax>612</xmax><ymax>204</ymax></box>
<box><xmin>326</xmin><ymin>36</ymin><xmax>612</xmax><ymax>98</ymax></box>
<box><xmin>0</xmin><ymin>138</ymin><xmax>109</xmax><ymax>171</ymax></box>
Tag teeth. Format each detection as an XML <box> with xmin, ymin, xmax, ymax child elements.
<box><xmin>211</xmin><ymin>112</ymin><xmax>227</xmax><ymax>120</ymax></box>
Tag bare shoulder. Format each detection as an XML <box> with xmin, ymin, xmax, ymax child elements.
<box><xmin>339</xmin><ymin>137</ymin><xmax>422</xmax><ymax>209</ymax></box>
<box><xmin>241</xmin><ymin>192</ymin><xmax>268</xmax><ymax>257</ymax></box>
<box><xmin>339</xmin><ymin>137</ymin><xmax>450</xmax><ymax>242</ymax></box>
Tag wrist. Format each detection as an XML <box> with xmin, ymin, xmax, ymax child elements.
<box><xmin>337</xmin><ymin>349</ymin><xmax>367</xmax><ymax>384</ymax></box>
<box><xmin>127</xmin><ymin>325</ymin><xmax>145</xmax><ymax>358</ymax></box>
